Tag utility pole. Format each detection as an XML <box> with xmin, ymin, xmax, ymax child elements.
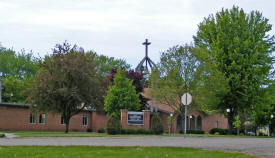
<box><xmin>0</xmin><ymin>79</ymin><xmax>2</xmax><ymax>103</ymax></box>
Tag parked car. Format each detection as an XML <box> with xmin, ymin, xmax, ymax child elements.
<box><xmin>246</xmin><ymin>131</ymin><xmax>255</xmax><ymax>136</ymax></box>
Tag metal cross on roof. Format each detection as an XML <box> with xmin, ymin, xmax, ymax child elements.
<box><xmin>143</xmin><ymin>39</ymin><xmax>151</xmax><ymax>58</ymax></box>
<box><xmin>135</xmin><ymin>39</ymin><xmax>156</xmax><ymax>75</ymax></box>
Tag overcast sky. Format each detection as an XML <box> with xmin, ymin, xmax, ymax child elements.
<box><xmin>0</xmin><ymin>0</ymin><xmax>274</xmax><ymax>68</ymax></box>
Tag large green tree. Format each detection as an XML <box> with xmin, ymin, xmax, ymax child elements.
<box><xmin>31</xmin><ymin>42</ymin><xmax>101</xmax><ymax>133</ymax></box>
<box><xmin>193</xmin><ymin>6</ymin><xmax>275</xmax><ymax>133</ymax></box>
<box><xmin>150</xmin><ymin>45</ymin><xmax>227</xmax><ymax>127</ymax></box>
<box><xmin>0</xmin><ymin>48</ymin><xmax>39</xmax><ymax>79</ymax></box>
<box><xmin>2</xmin><ymin>76</ymin><xmax>34</xmax><ymax>103</ymax></box>
<box><xmin>84</xmin><ymin>52</ymin><xmax>131</xmax><ymax>112</ymax></box>
<box><xmin>0</xmin><ymin>46</ymin><xmax>39</xmax><ymax>103</ymax></box>
<box><xmin>104</xmin><ymin>68</ymin><xmax>140</xmax><ymax>116</ymax></box>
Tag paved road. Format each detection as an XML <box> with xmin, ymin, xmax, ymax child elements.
<box><xmin>0</xmin><ymin>136</ymin><xmax>275</xmax><ymax>158</ymax></box>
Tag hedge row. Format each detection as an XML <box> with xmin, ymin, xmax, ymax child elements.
<box><xmin>209</xmin><ymin>128</ymin><xmax>228</xmax><ymax>135</ymax></box>
<box><xmin>120</xmin><ymin>129</ymin><xmax>154</xmax><ymax>135</ymax></box>
<box><xmin>179</xmin><ymin>130</ymin><xmax>205</xmax><ymax>134</ymax></box>
<box><xmin>0</xmin><ymin>133</ymin><xmax>4</xmax><ymax>138</ymax></box>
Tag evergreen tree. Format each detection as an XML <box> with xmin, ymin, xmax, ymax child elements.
<box><xmin>104</xmin><ymin>68</ymin><xmax>140</xmax><ymax>116</ymax></box>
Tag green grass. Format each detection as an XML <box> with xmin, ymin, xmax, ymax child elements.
<box><xmin>1</xmin><ymin>130</ymin><xmax>274</xmax><ymax>138</ymax></box>
<box><xmin>0</xmin><ymin>146</ymin><xmax>259</xmax><ymax>158</ymax></box>
<box><xmin>1</xmin><ymin>131</ymin><xmax>108</xmax><ymax>137</ymax></box>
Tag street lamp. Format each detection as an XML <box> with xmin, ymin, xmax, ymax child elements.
<box><xmin>168</xmin><ymin>113</ymin><xmax>174</xmax><ymax>135</ymax></box>
<box><xmin>190</xmin><ymin>115</ymin><xmax>192</xmax><ymax>119</ymax></box>
<box><xmin>271</xmin><ymin>114</ymin><xmax>274</xmax><ymax>136</ymax></box>
<box><xmin>226</xmin><ymin>108</ymin><xmax>230</xmax><ymax>113</ymax></box>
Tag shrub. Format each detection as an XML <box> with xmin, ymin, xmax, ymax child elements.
<box><xmin>119</xmin><ymin>129</ymin><xmax>154</xmax><ymax>135</ymax></box>
<box><xmin>210</xmin><ymin>128</ymin><xmax>227</xmax><ymax>135</ymax></box>
<box><xmin>0</xmin><ymin>133</ymin><xmax>4</xmax><ymax>138</ymax></box>
<box><xmin>86</xmin><ymin>128</ymin><xmax>92</xmax><ymax>132</ymax></box>
<box><xmin>204</xmin><ymin>131</ymin><xmax>209</xmax><ymax>135</ymax></box>
<box><xmin>137</xmin><ymin>129</ymin><xmax>147</xmax><ymax>134</ymax></box>
<box><xmin>146</xmin><ymin>129</ymin><xmax>154</xmax><ymax>134</ymax></box>
<box><xmin>186</xmin><ymin>130</ymin><xmax>205</xmax><ymax>134</ymax></box>
<box><xmin>97</xmin><ymin>128</ymin><xmax>105</xmax><ymax>133</ymax></box>
<box><xmin>151</xmin><ymin>114</ymin><xmax>164</xmax><ymax>135</ymax></box>
<box><xmin>214</xmin><ymin>132</ymin><xmax>220</xmax><ymax>135</ymax></box>
<box><xmin>126</xmin><ymin>129</ymin><xmax>137</xmax><ymax>134</ymax></box>
<box><xmin>224</xmin><ymin>129</ymin><xmax>229</xmax><ymax>134</ymax></box>
<box><xmin>179</xmin><ymin>130</ymin><xmax>204</xmax><ymax>134</ymax></box>
<box><xmin>240</xmin><ymin>133</ymin><xmax>244</xmax><ymax>136</ymax></box>
<box><xmin>106</xmin><ymin>113</ymin><xmax>121</xmax><ymax>135</ymax></box>
<box><xmin>120</xmin><ymin>129</ymin><xmax>127</xmax><ymax>134</ymax></box>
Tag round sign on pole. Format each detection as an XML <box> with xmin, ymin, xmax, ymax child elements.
<box><xmin>181</xmin><ymin>93</ymin><xmax>192</xmax><ymax>105</ymax></box>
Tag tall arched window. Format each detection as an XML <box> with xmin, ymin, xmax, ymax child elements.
<box><xmin>190</xmin><ymin>115</ymin><xmax>195</xmax><ymax>130</ymax></box>
<box><xmin>176</xmin><ymin>115</ymin><xmax>182</xmax><ymax>130</ymax></box>
<box><xmin>197</xmin><ymin>116</ymin><xmax>202</xmax><ymax>130</ymax></box>
<box><xmin>185</xmin><ymin>116</ymin><xmax>189</xmax><ymax>130</ymax></box>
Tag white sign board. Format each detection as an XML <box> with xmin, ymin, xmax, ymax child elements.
<box><xmin>181</xmin><ymin>93</ymin><xmax>192</xmax><ymax>105</ymax></box>
<box><xmin>127</xmin><ymin>111</ymin><xmax>144</xmax><ymax>125</ymax></box>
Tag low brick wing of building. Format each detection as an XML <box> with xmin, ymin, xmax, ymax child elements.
<box><xmin>0</xmin><ymin>102</ymin><xmax>107</xmax><ymax>132</ymax></box>
<box><xmin>0</xmin><ymin>89</ymin><xmax>228</xmax><ymax>133</ymax></box>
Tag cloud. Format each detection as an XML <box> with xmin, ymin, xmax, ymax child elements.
<box><xmin>0</xmin><ymin>0</ymin><xmax>274</xmax><ymax>67</ymax></box>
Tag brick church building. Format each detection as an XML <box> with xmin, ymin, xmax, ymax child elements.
<box><xmin>0</xmin><ymin>39</ymin><xmax>228</xmax><ymax>133</ymax></box>
<box><xmin>0</xmin><ymin>88</ymin><xmax>228</xmax><ymax>133</ymax></box>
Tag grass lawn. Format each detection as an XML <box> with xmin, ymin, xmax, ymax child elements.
<box><xmin>0</xmin><ymin>146</ymin><xmax>259</xmax><ymax>158</ymax></box>
<box><xmin>1</xmin><ymin>130</ymin><xmax>274</xmax><ymax>138</ymax></box>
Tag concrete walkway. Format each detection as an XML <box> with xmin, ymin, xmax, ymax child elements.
<box><xmin>4</xmin><ymin>133</ymin><xmax>17</xmax><ymax>139</ymax></box>
<box><xmin>0</xmin><ymin>136</ymin><xmax>274</xmax><ymax>158</ymax></box>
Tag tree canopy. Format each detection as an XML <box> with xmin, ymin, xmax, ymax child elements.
<box><xmin>0</xmin><ymin>47</ymin><xmax>39</xmax><ymax>103</ymax></box>
<box><xmin>104</xmin><ymin>68</ymin><xmax>140</xmax><ymax>116</ymax></box>
<box><xmin>150</xmin><ymin>44</ymin><xmax>227</xmax><ymax>116</ymax></box>
<box><xmin>107</xmin><ymin>68</ymin><xmax>148</xmax><ymax>110</ymax></box>
<box><xmin>193</xmin><ymin>6</ymin><xmax>275</xmax><ymax>133</ymax></box>
<box><xmin>0</xmin><ymin>48</ymin><xmax>39</xmax><ymax>79</ymax></box>
<box><xmin>31</xmin><ymin>42</ymin><xmax>101</xmax><ymax>133</ymax></box>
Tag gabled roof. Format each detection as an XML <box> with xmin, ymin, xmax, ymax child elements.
<box><xmin>142</xmin><ymin>88</ymin><xmax>174</xmax><ymax>113</ymax></box>
<box><xmin>0</xmin><ymin>102</ymin><xmax>30</xmax><ymax>108</ymax></box>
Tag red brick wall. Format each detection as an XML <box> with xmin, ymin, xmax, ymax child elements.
<box><xmin>203</xmin><ymin>114</ymin><xmax>228</xmax><ymax>131</ymax></box>
<box><xmin>121</xmin><ymin>110</ymin><xmax>150</xmax><ymax>130</ymax></box>
<box><xmin>0</xmin><ymin>105</ymin><xmax>228</xmax><ymax>133</ymax></box>
<box><xmin>160</xmin><ymin>112</ymin><xmax>169</xmax><ymax>131</ymax></box>
<box><xmin>159</xmin><ymin>107</ymin><xmax>228</xmax><ymax>133</ymax></box>
<box><xmin>0</xmin><ymin>105</ymin><xmax>91</xmax><ymax>132</ymax></box>
<box><xmin>91</xmin><ymin>111</ymin><xmax>107</xmax><ymax>132</ymax></box>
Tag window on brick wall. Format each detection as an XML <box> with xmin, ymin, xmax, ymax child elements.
<box><xmin>39</xmin><ymin>114</ymin><xmax>46</xmax><ymax>124</ymax></box>
<box><xmin>29</xmin><ymin>113</ymin><xmax>36</xmax><ymax>124</ymax></box>
<box><xmin>215</xmin><ymin>121</ymin><xmax>219</xmax><ymax>128</ymax></box>
<box><xmin>83</xmin><ymin>116</ymin><xmax>88</xmax><ymax>126</ymax></box>
<box><xmin>61</xmin><ymin>116</ymin><xmax>65</xmax><ymax>125</ymax></box>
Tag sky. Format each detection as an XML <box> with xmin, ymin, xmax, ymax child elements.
<box><xmin>0</xmin><ymin>0</ymin><xmax>275</xmax><ymax>68</ymax></box>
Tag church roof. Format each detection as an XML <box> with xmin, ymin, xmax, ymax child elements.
<box><xmin>142</xmin><ymin>88</ymin><xmax>174</xmax><ymax>113</ymax></box>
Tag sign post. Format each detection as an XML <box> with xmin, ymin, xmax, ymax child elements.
<box><xmin>0</xmin><ymin>79</ymin><xmax>2</xmax><ymax>103</ymax></box>
<box><xmin>181</xmin><ymin>93</ymin><xmax>192</xmax><ymax>138</ymax></box>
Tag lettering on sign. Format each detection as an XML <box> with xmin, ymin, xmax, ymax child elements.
<box><xmin>127</xmin><ymin>111</ymin><xmax>144</xmax><ymax>125</ymax></box>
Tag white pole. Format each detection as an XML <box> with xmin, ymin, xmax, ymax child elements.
<box><xmin>184</xmin><ymin>93</ymin><xmax>187</xmax><ymax>137</ymax></box>
<box><xmin>0</xmin><ymin>79</ymin><xmax>2</xmax><ymax>103</ymax></box>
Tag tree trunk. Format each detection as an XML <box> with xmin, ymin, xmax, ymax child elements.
<box><xmin>65</xmin><ymin>118</ymin><xmax>70</xmax><ymax>133</ymax></box>
<box><xmin>228</xmin><ymin>111</ymin><xmax>234</xmax><ymax>135</ymax></box>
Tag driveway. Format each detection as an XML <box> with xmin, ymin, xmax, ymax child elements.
<box><xmin>0</xmin><ymin>136</ymin><xmax>274</xmax><ymax>158</ymax></box>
